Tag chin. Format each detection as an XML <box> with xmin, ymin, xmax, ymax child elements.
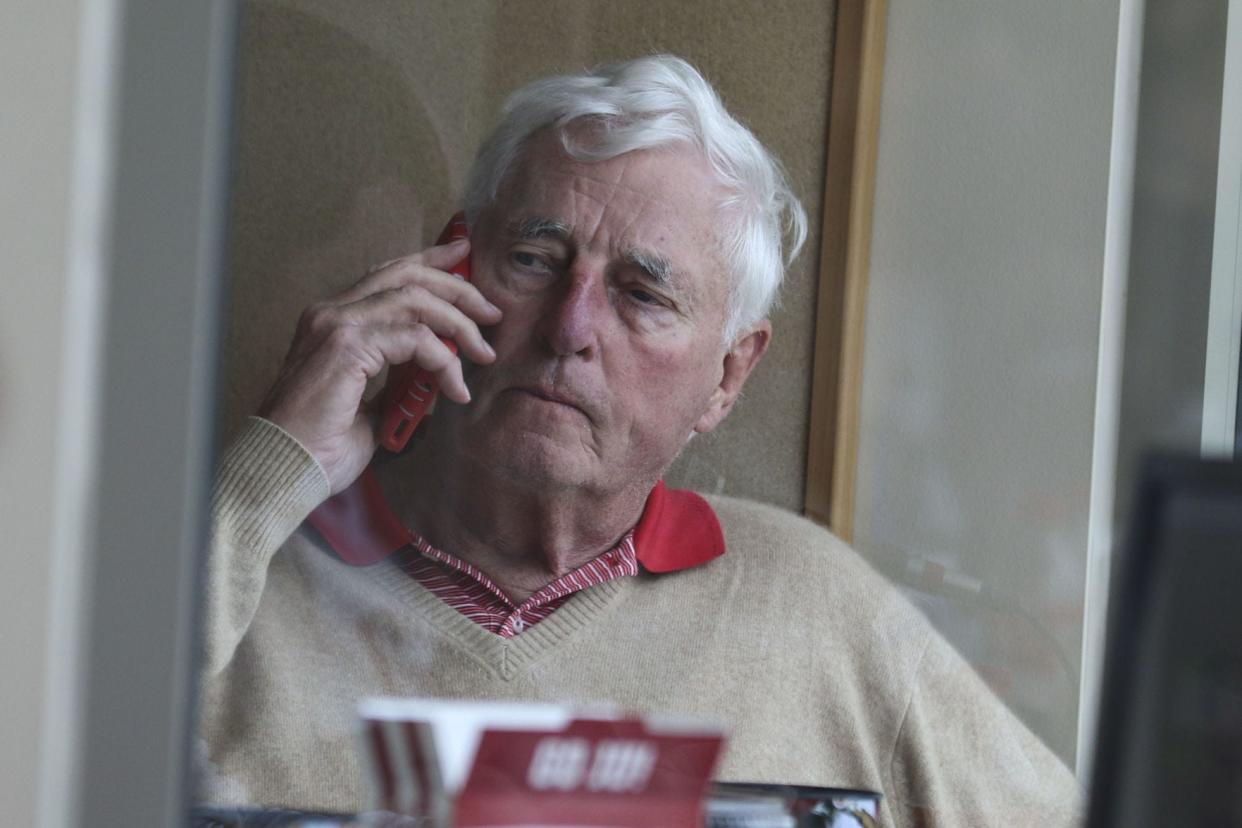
<box><xmin>462</xmin><ymin>427</ymin><xmax>599</xmax><ymax>492</ymax></box>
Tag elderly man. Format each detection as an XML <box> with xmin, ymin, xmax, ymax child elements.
<box><xmin>201</xmin><ymin>56</ymin><xmax>1078</xmax><ymax>824</ymax></box>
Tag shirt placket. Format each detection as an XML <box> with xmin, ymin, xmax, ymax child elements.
<box><xmin>498</xmin><ymin>593</ymin><xmax>556</xmax><ymax>638</ymax></box>
<box><xmin>499</xmin><ymin>611</ymin><xmax>526</xmax><ymax>637</ymax></box>
<box><xmin>407</xmin><ymin>531</ymin><xmax>639</xmax><ymax>637</ymax></box>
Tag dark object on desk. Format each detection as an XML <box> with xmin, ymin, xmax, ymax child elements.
<box><xmin>1086</xmin><ymin>456</ymin><xmax>1242</xmax><ymax>828</ymax></box>
<box><xmin>189</xmin><ymin>805</ymin><xmax>359</xmax><ymax>827</ymax></box>
<box><xmin>189</xmin><ymin>807</ymin><xmax>432</xmax><ymax>827</ymax></box>
<box><xmin>708</xmin><ymin>782</ymin><xmax>880</xmax><ymax>827</ymax></box>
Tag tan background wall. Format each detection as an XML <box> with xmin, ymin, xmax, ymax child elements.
<box><xmin>220</xmin><ymin>0</ymin><xmax>834</xmax><ymax>512</ymax></box>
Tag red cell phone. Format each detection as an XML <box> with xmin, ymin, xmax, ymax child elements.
<box><xmin>376</xmin><ymin>212</ymin><xmax>470</xmax><ymax>452</ymax></box>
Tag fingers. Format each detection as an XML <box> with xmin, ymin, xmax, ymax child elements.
<box><xmin>336</xmin><ymin>284</ymin><xmax>497</xmax><ymax>366</ymax></box>
<box><xmin>419</xmin><ymin>236</ymin><xmax>476</xmax><ymax>271</ymax></box>
<box><xmin>368</xmin><ymin>323</ymin><xmax>471</xmax><ymax>404</ymax></box>
<box><xmin>344</xmin><ymin>240</ymin><xmax>467</xmax><ymax>300</ymax></box>
<box><xmin>338</xmin><ymin>238</ymin><xmax>496</xmax><ymax>314</ymax></box>
<box><xmin>403</xmin><ymin>268</ymin><xmax>502</xmax><ymax>328</ymax></box>
<box><xmin>296</xmin><ymin>296</ymin><xmax>486</xmax><ymax>400</ymax></box>
<box><xmin>256</xmin><ymin>235</ymin><xmax>495</xmax><ymax>489</ymax></box>
<box><xmin>273</xmin><ymin>235</ymin><xmax>502</xmax><ymax>439</ymax></box>
<box><xmin>336</xmin><ymin>246</ymin><xmax>503</xmax><ymax>343</ymax></box>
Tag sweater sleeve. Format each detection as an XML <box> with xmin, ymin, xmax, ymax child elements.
<box><xmin>884</xmin><ymin>629</ymin><xmax>1083</xmax><ymax>827</ymax></box>
<box><xmin>201</xmin><ymin>416</ymin><xmax>330</xmax><ymax>678</ymax></box>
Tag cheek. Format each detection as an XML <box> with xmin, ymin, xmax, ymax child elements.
<box><xmin>482</xmin><ymin>299</ymin><xmax>542</xmax><ymax>360</ymax></box>
<box><xmin>470</xmin><ymin>279</ymin><xmax>532</xmax><ymax>353</ymax></box>
<box><xmin>620</xmin><ymin>340</ymin><xmax>721</xmax><ymax>420</ymax></box>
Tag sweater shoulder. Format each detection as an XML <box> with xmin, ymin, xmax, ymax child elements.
<box><xmin>704</xmin><ymin>493</ymin><xmax>889</xmax><ymax>588</ymax></box>
<box><xmin>696</xmin><ymin>493</ymin><xmax>937</xmax><ymax>675</ymax></box>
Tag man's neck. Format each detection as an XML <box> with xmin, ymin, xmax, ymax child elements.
<box><xmin>371</xmin><ymin>423</ymin><xmax>653</xmax><ymax>604</ymax></box>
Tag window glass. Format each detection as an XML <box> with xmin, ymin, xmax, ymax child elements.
<box><xmin>198</xmin><ymin>0</ymin><xmax>1229</xmax><ymax>823</ymax></box>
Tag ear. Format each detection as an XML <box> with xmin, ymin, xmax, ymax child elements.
<box><xmin>693</xmin><ymin>320</ymin><xmax>771</xmax><ymax>435</ymax></box>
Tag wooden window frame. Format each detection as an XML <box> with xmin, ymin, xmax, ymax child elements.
<box><xmin>804</xmin><ymin>0</ymin><xmax>888</xmax><ymax>541</ymax></box>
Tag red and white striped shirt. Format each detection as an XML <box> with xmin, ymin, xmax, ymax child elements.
<box><xmin>306</xmin><ymin>470</ymin><xmax>725</xmax><ymax>639</ymax></box>
<box><xmin>398</xmin><ymin>531</ymin><xmax>640</xmax><ymax>638</ymax></box>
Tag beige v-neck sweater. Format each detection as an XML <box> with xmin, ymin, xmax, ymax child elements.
<box><xmin>197</xmin><ymin>419</ymin><xmax>1080</xmax><ymax>826</ymax></box>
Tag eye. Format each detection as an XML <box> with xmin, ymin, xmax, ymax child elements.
<box><xmin>628</xmin><ymin>288</ymin><xmax>662</xmax><ymax>306</ymax></box>
<box><xmin>512</xmin><ymin>250</ymin><xmax>543</xmax><ymax>269</ymax></box>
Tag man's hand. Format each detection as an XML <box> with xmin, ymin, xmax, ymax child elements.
<box><xmin>256</xmin><ymin>237</ymin><xmax>502</xmax><ymax>494</ymax></box>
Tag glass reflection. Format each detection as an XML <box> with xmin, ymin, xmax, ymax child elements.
<box><xmin>195</xmin><ymin>0</ymin><xmax>1234</xmax><ymax>824</ymax></box>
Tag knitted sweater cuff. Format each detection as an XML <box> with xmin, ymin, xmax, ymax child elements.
<box><xmin>210</xmin><ymin>416</ymin><xmax>331</xmax><ymax>562</ymax></box>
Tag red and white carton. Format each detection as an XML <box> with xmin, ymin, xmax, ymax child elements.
<box><xmin>357</xmin><ymin>698</ymin><xmax>725</xmax><ymax>827</ymax></box>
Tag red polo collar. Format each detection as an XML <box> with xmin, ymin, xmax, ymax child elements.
<box><xmin>305</xmin><ymin>468</ymin><xmax>725</xmax><ymax>573</ymax></box>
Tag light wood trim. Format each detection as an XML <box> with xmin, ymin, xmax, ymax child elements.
<box><xmin>803</xmin><ymin>0</ymin><xmax>887</xmax><ymax>541</ymax></box>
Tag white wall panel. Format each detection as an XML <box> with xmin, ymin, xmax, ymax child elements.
<box><xmin>853</xmin><ymin>0</ymin><xmax>1122</xmax><ymax>767</ymax></box>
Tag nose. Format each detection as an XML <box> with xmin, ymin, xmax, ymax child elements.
<box><xmin>537</xmin><ymin>267</ymin><xmax>606</xmax><ymax>357</ymax></box>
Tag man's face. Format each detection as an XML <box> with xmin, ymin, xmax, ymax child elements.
<box><xmin>447</xmin><ymin>130</ymin><xmax>767</xmax><ymax>496</ymax></box>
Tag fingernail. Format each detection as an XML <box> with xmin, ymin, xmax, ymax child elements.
<box><xmin>484</xmin><ymin>341</ymin><xmax>496</xmax><ymax>358</ymax></box>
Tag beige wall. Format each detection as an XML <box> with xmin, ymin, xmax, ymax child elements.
<box><xmin>221</xmin><ymin>0</ymin><xmax>835</xmax><ymax>512</ymax></box>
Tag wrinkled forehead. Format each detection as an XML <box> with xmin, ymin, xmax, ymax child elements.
<box><xmin>492</xmin><ymin>129</ymin><xmax>730</xmax><ymax>280</ymax></box>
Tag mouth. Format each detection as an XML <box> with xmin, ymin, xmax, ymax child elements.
<box><xmin>512</xmin><ymin>385</ymin><xmax>591</xmax><ymax>419</ymax></box>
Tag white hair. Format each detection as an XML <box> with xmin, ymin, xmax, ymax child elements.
<box><xmin>464</xmin><ymin>55</ymin><xmax>807</xmax><ymax>343</ymax></box>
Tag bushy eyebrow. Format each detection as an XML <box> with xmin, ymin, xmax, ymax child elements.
<box><xmin>505</xmin><ymin>215</ymin><xmax>680</xmax><ymax>290</ymax></box>
<box><xmin>623</xmin><ymin>248</ymin><xmax>674</xmax><ymax>286</ymax></box>
<box><xmin>507</xmin><ymin>216</ymin><xmax>572</xmax><ymax>241</ymax></box>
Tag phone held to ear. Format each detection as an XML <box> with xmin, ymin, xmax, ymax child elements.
<box><xmin>376</xmin><ymin>212</ymin><xmax>470</xmax><ymax>453</ymax></box>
